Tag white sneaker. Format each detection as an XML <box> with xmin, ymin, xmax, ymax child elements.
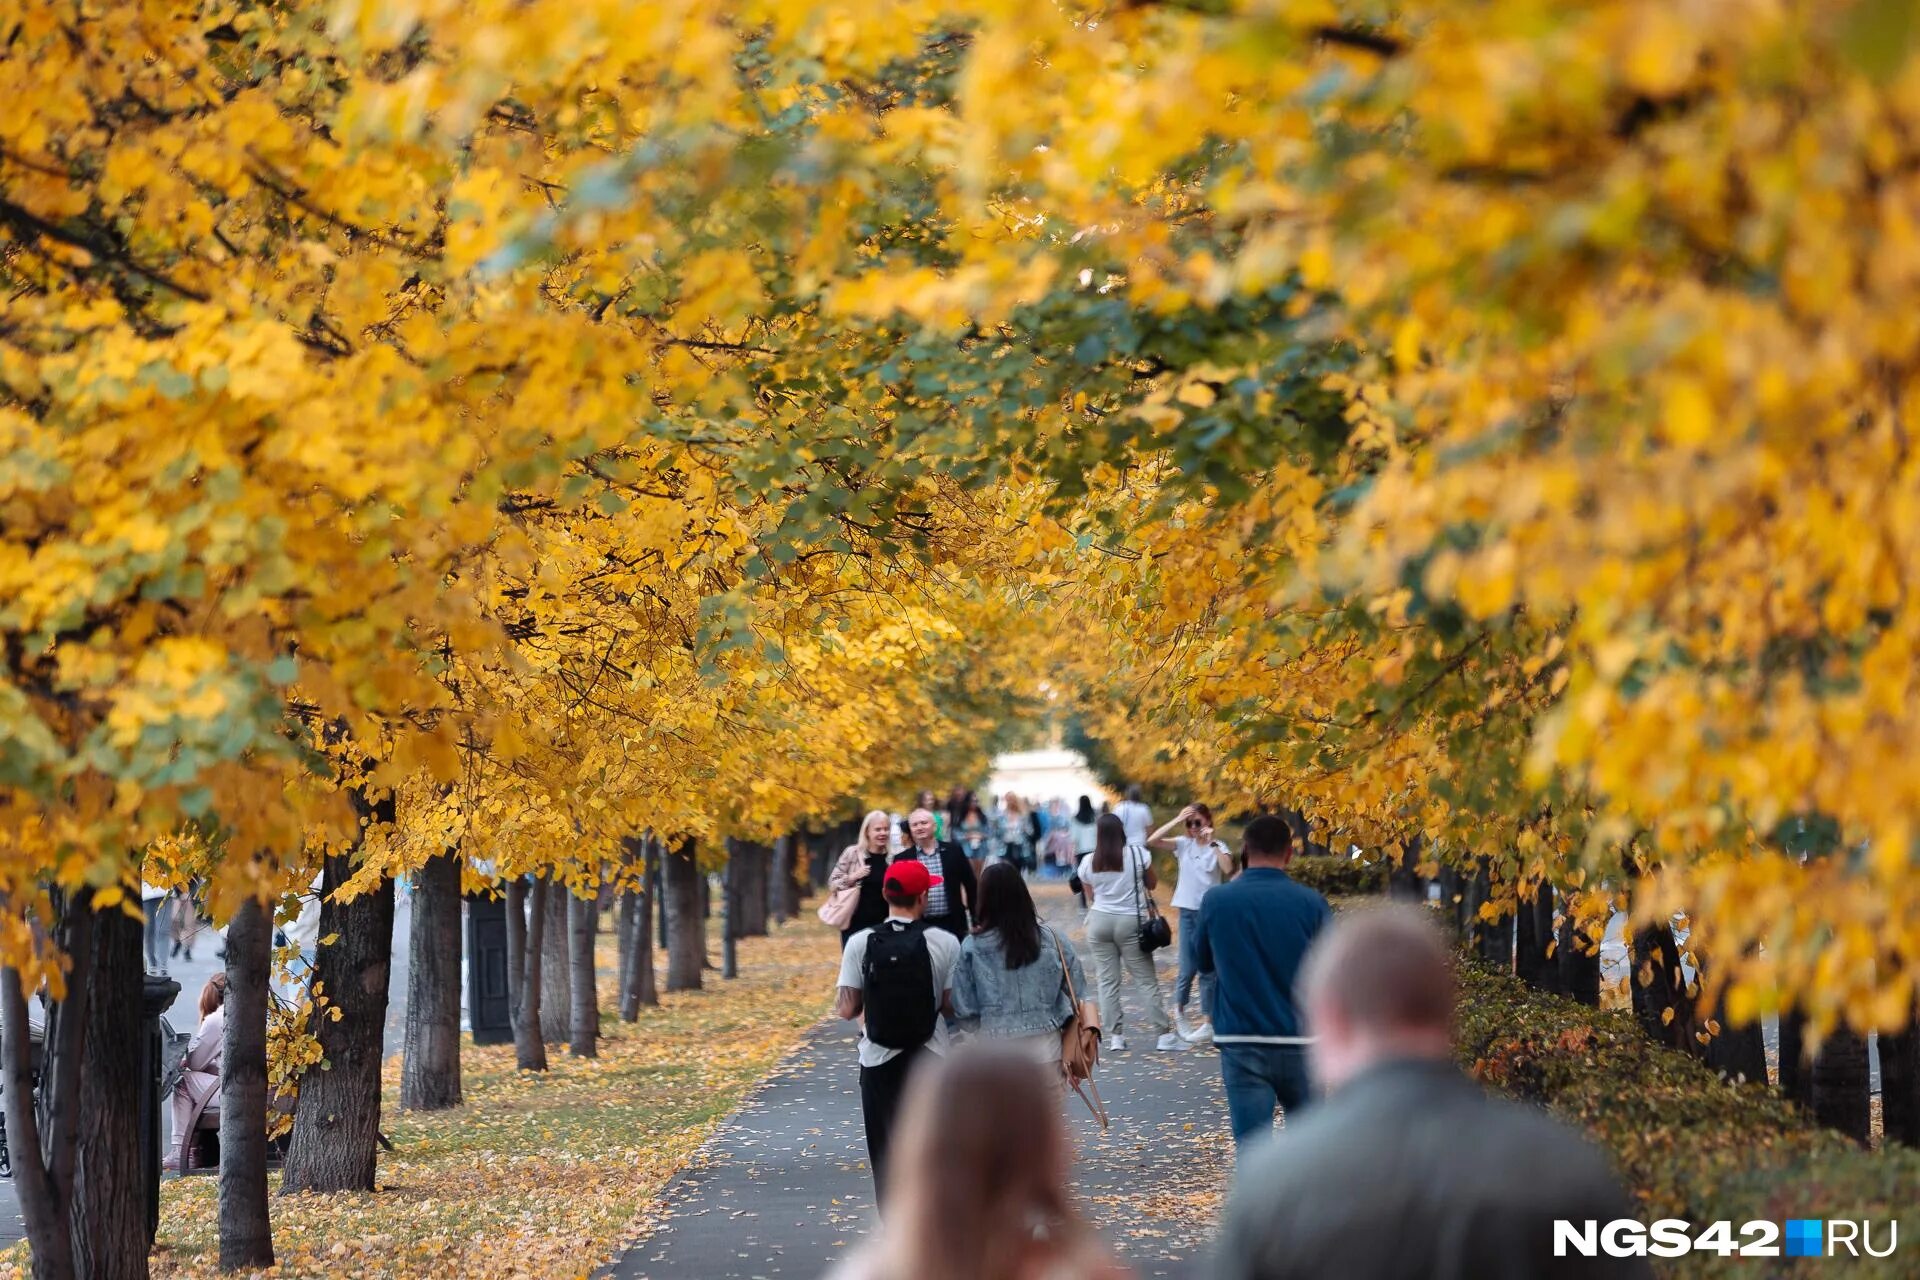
<box><xmin>1155</xmin><ymin>1033</ymin><xmax>1187</xmax><ymax>1052</ymax></box>
<box><xmin>1107</xmin><ymin>1034</ymin><xmax>1128</xmax><ymax>1052</ymax></box>
<box><xmin>1185</xmin><ymin>1020</ymin><xmax>1215</xmax><ymax>1045</ymax></box>
<box><xmin>1174</xmin><ymin>1010</ymin><xmax>1198</xmax><ymax>1040</ymax></box>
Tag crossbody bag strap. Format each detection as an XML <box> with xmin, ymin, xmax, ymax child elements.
<box><xmin>1051</xmin><ymin>926</ymin><xmax>1078</xmax><ymax>1007</ymax></box>
<box><xmin>1130</xmin><ymin>844</ymin><xmax>1152</xmax><ymax>926</ymax></box>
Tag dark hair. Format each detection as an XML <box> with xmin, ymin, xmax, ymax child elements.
<box><xmin>1074</xmin><ymin>795</ymin><xmax>1096</xmax><ymax>824</ymax></box>
<box><xmin>883</xmin><ymin>885</ymin><xmax>922</xmax><ymax>908</ymax></box>
<box><xmin>1243</xmin><ymin>814</ymin><xmax>1293</xmax><ymax>860</ymax></box>
<box><xmin>963</xmin><ymin>799</ymin><xmax>986</xmax><ymax>823</ymax></box>
<box><xmin>973</xmin><ymin>862</ymin><xmax>1043</xmax><ymax>969</ymax></box>
<box><xmin>1125</xmin><ymin>784</ymin><xmax>1143</xmax><ymax>803</ymax></box>
<box><xmin>1092</xmin><ymin>813</ymin><xmax>1127</xmax><ymax>873</ymax></box>
<box><xmin>1186</xmin><ymin>802</ymin><xmax>1214</xmax><ymax>828</ymax></box>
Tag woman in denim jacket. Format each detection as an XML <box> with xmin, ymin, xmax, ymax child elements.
<box><xmin>952</xmin><ymin>862</ymin><xmax>1090</xmax><ymax>1068</ymax></box>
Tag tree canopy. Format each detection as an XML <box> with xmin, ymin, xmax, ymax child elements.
<box><xmin>5</xmin><ymin>0</ymin><xmax>1918</xmax><ymax>1089</ymax></box>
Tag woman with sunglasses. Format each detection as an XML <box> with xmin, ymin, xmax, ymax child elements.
<box><xmin>1147</xmin><ymin>802</ymin><xmax>1235</xmax><ymax>1044</ymax></box>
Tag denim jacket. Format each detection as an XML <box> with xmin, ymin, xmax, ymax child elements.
<box><xmin>951</xmin><ymin>925</ymin><xmax>1087</xmax><ymax>1039</ymax></box>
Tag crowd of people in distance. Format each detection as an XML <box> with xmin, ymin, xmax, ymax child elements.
<box><xmin>827</xmin><ymin>786</ymin><xmax>1651</xmax><ymax>1280</ymax></box>
<box><xmin>830</xmin><ymin>788</ymin><xmax>1096</xmax><ymax>887</ymax></box>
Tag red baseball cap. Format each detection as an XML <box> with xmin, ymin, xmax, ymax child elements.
<box><xmin>884</xmin><ymin>861</ymin><xmax>943</xmax><ymax>896</ymax></box>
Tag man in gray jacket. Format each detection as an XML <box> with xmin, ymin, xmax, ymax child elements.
<box><xmin>1212</xmin><ymin>906</ymin><xmax>1652</xmax><ymax>1280</ymax></box>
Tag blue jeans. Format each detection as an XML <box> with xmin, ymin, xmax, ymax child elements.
<box><xmin>1175</xmin><ymin>908</ymin><xmax>1214</xmax><ymax>1017</ymax></box>
<box><xmin>1220</xmin><ymin>1043</ymin><xmax>1313</xmax><ymax>1152</ymax></box>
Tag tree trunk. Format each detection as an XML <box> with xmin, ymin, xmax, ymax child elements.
<box><xmin>1556</xmin><ymin>904</ymin><xmax>1601</xmax><ymax>1007</ymax></box>
<box><xmin>1880</xmin><ymin>1017</ymin><xmax>1920</xmax><ymax>1147</ymax></box>
<box><xmin>731</xmin><ymin>839</ymin><xmax>770</xmax><ymax>939</ymax></box>
<box><xmin>1779</xmin><ymin>1009</ymin><xmax>1812</xmax><ymax>1107</ymax></box>
<box><xmin>3</xmin><ymin>890</ymin><xmax>91</xmax><ymax>1280</ymax></box>
<box><xmin>615</xmin><ymin>890</ymin><xmax>635</xmax><ymax>1012</ymax></box>
<box><xmin>71</xmin><ymin>902</ymin><xmax>146</xmax><ymax>1280</ymax></box>
<box><xmin>1698</xmin><ymin>943</ymin><xmax>1766</xmax><ymax>1089</ymax></box>
<box><xmin>539</xmin><ymin>878</ymin><xmax>571</xmax><ymax>1044</ymax></box>
<box><xmin>771</xmin><ymin>835</ymin><xmax>796</xmax><ymax>923</ymax></box>
<box><xmin>628</xmin><ymin>885</ymin><xmax>658</xmax><ymax>1012</ymax></box>
<box><xmin>1630</xmin><ymin>920</ymin><xmax>1700</xmax><ymax>1057</ymax></box>
<box><xmin>1435</xmin><ymin>864</ymin><xmax>1467</xmax><ymax>941</ymax></box>
<box><xmin>1514</xmin><ymin>885</ymin><xmax>1559</xmax><ymax>994</ymax></box>
<box><xmin>807</xmin><ymin>827</ymin><xmax>832</xmax><ymax>890</ymax></box>
<box><xmin>1811</xmin><ymin>1027</ymin><xmax>1872</xmax><ymax>1145</ymax></box>
<box><xmin>1705</xmin><ymin>1001</ymin><xmax>1769</xmax><ymax>1088</ymax></box>
<box><xmin>219</xmin><ymin>897</ymin><xmax>275</xmax><ymax>1270</ymax></box>
<box><xmin>623</xmin><ymin>839</ymin><xmax>658</xmax><ymax>1017</ymax></box>
<box><xmin>506</xmin><ymin>877</ymin><xmax>548</xmax><ymax>1072</ymax></box>
<box><xmin>281</xmin><ymin>795</ymin><xmax>398</xmax><ymax>1195</ymax></box>
<box><xmin>400</xmin><ymin>849</ymin><xmax>463</xmax><ymax>1111</ymax></box>
<box><xmin>722</xmin><ymin>851</ymin><xmax>740</xmax><ymax>980</ymax></box>
<box><xmin>665</xmin><ymin>838</ymin><xmax>704</xmax><ymax>992</ymax></box>
<box><xmin>1465</xmin><ymin>862</ymin><xmax>1509</xmax><ymax>971</ymax></box>
<box><xmin>655</xmin><ymin>853</ymin><xmax>669</xmax><ymax>952</ymax></box>
<box><xmin>1387</xmin><ymin>836</ymin><xmax>1425</xmax><ymax>904</ymax></box>
<box><xmin>568</xmin><ymin>893</ymin><xmax>598</xmax><ymax>1057</ymax></box>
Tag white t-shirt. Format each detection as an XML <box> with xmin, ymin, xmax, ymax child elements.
<box><xmin>1170</xmin><ymin>837</ymin><xmax>1231</xmax><ymax>912</ymax></box>
<box><xmin>1077</xmin><ymin>846</ymin><xmax>1153</xmax><ymax>916</ymax></box>
<box><xmin>1069</xmin><ymin>818</ymin><xmax>1098</xmax><ymax>855</ymax></box>
<box><xmin>837</xmin><ymin>919</ymin><xmax>960</xmax><ymax>1068</ymax></box>
<box><xmin>1115</xmin><ymin>800</ymin><xmax>1153</xmax><ymax>846</ymax></box>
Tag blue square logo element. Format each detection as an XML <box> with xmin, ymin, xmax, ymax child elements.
<box><xmin>1785</xmin><ymin>1219</ymin><xmax>1824</xmax><ymax>1258</ymax></box>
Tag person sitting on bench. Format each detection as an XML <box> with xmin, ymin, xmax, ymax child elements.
<box><xmin>169</xmin><ymin>974</ymin><xmax>226</xmax><ymax>1171</ymax></box>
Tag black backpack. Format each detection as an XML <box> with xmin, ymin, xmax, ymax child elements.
<box><xmin>861</xmin><ymin>920</ymin><xmax>937</xmax><ymax>1050</ymax></box>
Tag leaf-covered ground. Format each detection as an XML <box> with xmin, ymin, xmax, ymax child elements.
<box><xmin>11</xmin><ymin>915</ymin><xmax>842</xmax><ymax>1280</ymax></box>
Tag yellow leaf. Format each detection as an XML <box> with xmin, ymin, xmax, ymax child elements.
<box><xmin>1662</xmin><ymin>378</ymin><xmax>1714</xmax><ymax>447</ymax></box>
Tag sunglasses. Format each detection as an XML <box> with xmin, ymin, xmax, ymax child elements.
<box><xmin>1185</xmin><ymin>819</ymin><xmax>1206</xmax><ymax>829</ymax></box>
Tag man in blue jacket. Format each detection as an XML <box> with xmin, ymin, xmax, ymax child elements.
<box><xmin>1194</xmin><ymin>813</ymin><xmax>1331</xmax><ymax>1150</ymax></box>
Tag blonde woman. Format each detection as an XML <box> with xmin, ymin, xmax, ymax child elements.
<box><xmin>829</xmin><ymin>810</ymin><xmax>896</xmax><ymax>948</ymax></box>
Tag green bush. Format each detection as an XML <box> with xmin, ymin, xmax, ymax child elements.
<box><xmin>1285</xmin><ymin>853</ymin><xmax>1388</xmax><ymax>898</ymax></box>
<box><xmin>1455</xmin><ymin>962</ymin><xmax>1920</xmax><ymax>1277</ymax></box>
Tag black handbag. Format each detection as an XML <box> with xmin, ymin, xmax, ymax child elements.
<box><xmin>1132</xmin><ymin>846</ymin><xmax>1173</xmax><ymax>953</ymax></box>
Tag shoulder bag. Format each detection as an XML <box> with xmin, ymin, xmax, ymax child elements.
<box><xmin>1050</xmin><ymin>927</ymin><xmax>1108</xmax><ymax>1129</ymax></box>
<box><xmin>816</xmin><ymin>849</ymin><xmax>865</xmax><ymax>929</ymax></box>
<box><xmin>1131</xmin><ymin>845</ymin><xmax>1173</xmax><ymax>954</ymax></box>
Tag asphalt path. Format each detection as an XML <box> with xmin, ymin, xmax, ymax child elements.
<box><xmin>606</xmin><ymin>884</ymin><xmax>1230</xmax><ymax>1280</ymax></box>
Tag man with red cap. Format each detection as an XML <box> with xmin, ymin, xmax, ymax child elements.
<box><xmin>835</xmin><ymin>858</ymin><xmax>960</xmax><ymax>1205</ymax></box>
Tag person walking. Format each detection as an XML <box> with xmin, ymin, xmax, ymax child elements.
<box><xmin>835</xmin><ymin>861</ymin><xmax>960</xmax><ymax>1205</ymax></box>
<box><xmin>170</xmin><ymin>884</ymin><xmax>204</xmax><ymax>962</ymax></box>
<box><xmin>827</xmin><ymin>1046</ymin><xmax>1132</xmax><ymax>1280</ymax></box>
<box><xmin>829</xmin><ymin>810</ymin><xmax>896</xmax><ymax>948</ymax></box>
<box><xmin>1069</xmin><ymin>797</ymin><xmax>1099</xmax><ymax>862</ymax></box>
<box><xmin>1194</xmin><ymin>814</ymin><xmax>1330</xmax><ymax>1149</ymax></box>
<box><xmin>1076</xmin><ymin>814</ymin><xmax>1178</xmax><ymax>1052</ymax></box>
<box><xmin>893</xmin><ymin>807</ymin><xmax>977</xmax><ymax>941</ymax></box>
<box><xmin>1114</xmin><ymin>785</ymin><xmax>1152</xmax><ymax>847</ymax></box>
<box><xmin>997</xmin><ymin>795</ymin><xmax>1032</xmax><ymax>872</ymax></box>
<box><xmin>916</xmin><ymin>789</ymin><xmax>948</xmax><ymax>841</ymax></box>
<box><xmin>955</xmin><ymin>797</ymin><xmax>993</xmax><ymax>873</ymax></box>
<box><xmin>1042</xmin><ymin>822</ymin><xmax>1073</xmax><ymax>879</ymax></box>
<box><xmin>141</xmin><ymin>881</ymin><xmax>171</xmax><ymax>970</ymax></box>
<box><xmin>952</xmin><ymin>862</ymin><xmax>1090</xmax><ymax>1068</ymax></box>
<box><xmin>1212</xmin><ymin>906</ymin><xmax>1650</xmax><ymax>1279</ymax></box>
<box><xmin>1147</xmin><ymin>802</ymin><xmax>1233</xmax><ymax>1044</ymax></box>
